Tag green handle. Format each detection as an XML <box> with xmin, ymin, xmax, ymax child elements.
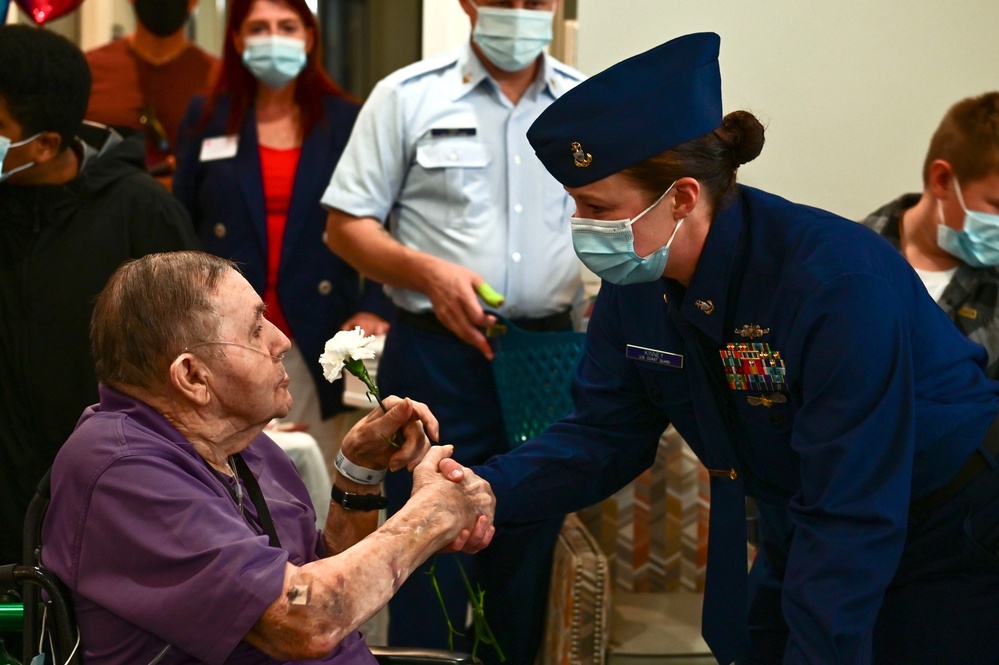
<box><xmin>0</xmin><ymin>603</ymin><xmax>23</xmax><ymax>632</ymax></box>
<box><xmin>475</xmin><ymin>282</ymin><xmax>505</xmax><ymax>308</ymax></box>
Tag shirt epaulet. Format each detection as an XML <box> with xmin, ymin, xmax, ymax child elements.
<box><xmin>547</xmin><ymin>57</ymin><xmax>586</xmax><ymax>84</ymax></box>
<box><xmin>382</xmin><ymin>50</ymin><xmax>461</xmax><ymax>88</ymax></box>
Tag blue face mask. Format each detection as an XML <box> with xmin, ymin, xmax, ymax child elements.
<box><xmin>471</xmin><ymin>2</ymin><xmax>554</xmax><ymax>72</ymax></box>
<box><xmin>0</xmin><ymin>132</ymin><xmax>42</xmax><ymax>183</ymax></box>
<box><xmin>570</xmin><ymin>183</ymin><xmax>682</xmax><ymax>285</ymax></box>
<box><xmin>937</xmin><ymin>176</ymin><xmax>999</xmax><ymax>268</ymax></box>
<box><xmin>242</xmin><ymin>35</ymin><xmax>307</xmax><ymax>90</ymax></box>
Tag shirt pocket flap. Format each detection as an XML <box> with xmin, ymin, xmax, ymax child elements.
<box><xmin>416</xmin><ymin>139</ymin><xmax>490</xmax><ymax>169</ymax></box>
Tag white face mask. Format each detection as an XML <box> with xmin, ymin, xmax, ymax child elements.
<box><xmin>936</xmin><ymin>176</ymin><xmax>999</xmax><ymax>268</ymax></box>
<box><xmin>470</xmin><ymin>1</ymin><xmax>554</xmax><ymax>72</ymax></box>
<box><xmin>241</xmin><ymin>35</ymin><xmax>307</xmax><ymax>90</ymax></box>
<box><xmin>0</xmin><ymin>132</ymin><xmax>42</xmax><ymax>183</ymax></box>
<box><xmin>570</xmin><ymin>183</ymin><xmax>683</xmax><ymax>285</ymax></box>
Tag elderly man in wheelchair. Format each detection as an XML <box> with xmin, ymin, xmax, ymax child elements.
<box><xmin>12</xmin><ymin>251</ymin><xmax>494</xmax><ymax>665</ymax></box>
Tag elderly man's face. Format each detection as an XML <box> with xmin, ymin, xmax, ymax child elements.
<box><xmin>204</xmin><ymin>270</ymin><xmax>293</xmax><ymax>427</ymax></box>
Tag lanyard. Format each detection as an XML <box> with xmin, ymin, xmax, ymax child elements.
<box><xmin>209</xmin><ymin>453</ymin><xmax>282</xmax><ymax>549</ymax></box>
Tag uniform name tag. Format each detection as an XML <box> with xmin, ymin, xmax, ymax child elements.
<box><xmin>626</xmin><ymin>344</ymin><xmax>683</xmax><ymax>368</ymax></box>
<box><xmin>431</xmin><ymin>127</ymin><xmax>476</xmax><ymax>137</ymax></box>
<box><xmin>199</xmin><ymin>135</ymin><xmax>239</xmax><ymax>161</ymax></box>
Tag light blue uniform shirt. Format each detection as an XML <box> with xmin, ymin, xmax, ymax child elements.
<box><xmin>321</xmin><ymin>44</ymin><xmax>585</xmax><ymax>319</ymax></box>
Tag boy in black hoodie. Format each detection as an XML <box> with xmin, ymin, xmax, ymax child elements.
<box><xmin>0</xmin><ymin>25</ymin><xmax>199</xmax><ymax>567</ymax></box>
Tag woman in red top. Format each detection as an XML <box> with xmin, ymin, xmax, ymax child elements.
<box><xmin>174</xmin><ymin>0</ymin><xmax>392</xmax><ymax>476</ymax></box>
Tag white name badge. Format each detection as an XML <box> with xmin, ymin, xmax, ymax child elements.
<box><xmin>199</xmin><ymin>135</ymin><xmax>239</xmax><ymax>162</ymax></box>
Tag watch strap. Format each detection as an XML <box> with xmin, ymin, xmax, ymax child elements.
<box><xmin>331</xmin><ymin>484</ymin><xmax>388</xmax><ymax>511</ymax></box>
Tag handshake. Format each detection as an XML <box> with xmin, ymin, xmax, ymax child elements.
<box><xmin>335</xmin><ymin>394</ymin><xmax>496</xmax><ymax>555</ymax></box>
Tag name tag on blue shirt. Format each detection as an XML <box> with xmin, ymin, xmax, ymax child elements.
<box><xmin>626</xmin><ymin>344</ymin><xmax>683</xmax><ymax>368</ymax></box>
<box><xmin>431</xmin><ymin>127</ymin><xmax>477</xmax><ymax>137</ymax></box>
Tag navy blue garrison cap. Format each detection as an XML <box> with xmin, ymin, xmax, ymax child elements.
<box><xmin>527</xmin><ymin>32</ymin><xmax>722</xmax><ymax>188</ymax></box>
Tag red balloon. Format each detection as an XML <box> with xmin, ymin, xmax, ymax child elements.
<box><xmin>14</xmin><ymin>0</ymin><xmax>84</xmax><ymax>25</ymax></box>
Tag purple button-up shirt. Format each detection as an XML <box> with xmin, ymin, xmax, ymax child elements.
<box><xmin>41</xmin><ymin>385</ymin><xmax>376</xmax><ymax>665</ymax></box>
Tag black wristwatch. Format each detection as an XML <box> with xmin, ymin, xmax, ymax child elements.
<box><xmin>330</xmin><ymin>484</ymin><xmax>388</xmax><ymax>511</ymax></box>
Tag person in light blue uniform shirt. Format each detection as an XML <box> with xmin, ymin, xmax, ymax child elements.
<box><xmin>475</xmin><ymin>32</ymin><xmax>999</xmax><ymax>665</ymax></box>
<box><xmin>321</xmin><ymin>1</ymin><xmax>583</xmax><ymax>661</ymax></box>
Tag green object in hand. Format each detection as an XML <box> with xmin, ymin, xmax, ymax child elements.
<box><xmin>476</xmin><ymin>282</ymin><xmax>505</xmax><ymax>307</ymax></box>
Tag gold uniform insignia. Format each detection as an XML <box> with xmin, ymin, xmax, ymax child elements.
<box><xmin>734</xmin><ymin>323</ymin><xmax>770</xmax><ymax>339</ymax></box>
<box><xmin>571</xmin><ymin>142</ymin><xmax>592</xmax><ymax>167</ymax></box>
<box><xmin>694</xmin><ymin>299</ymin><xmax>714</xmax><ymax>314</ymax></box>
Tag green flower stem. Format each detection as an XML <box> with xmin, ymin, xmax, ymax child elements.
<box><xmin>345</xmin><ymin>358</ymin><xmax>503</xmax><ymax>661</ymax></box>
<box><xmin>344</xmin><ymin>358</ymin><xmax>400</xmax><ymax>448</ymax></box>
<box><xmin>456</xmin><ymin>557</ymin><xmax>505</xmax><ymax>662</ymax></box>
<box><xmin>427</xmin><ymin>555</ymin><xmax>463</xmax><ymax>649</ymax></box>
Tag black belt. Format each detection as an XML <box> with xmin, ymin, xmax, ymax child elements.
<box><xmin>910</xmin><ymin>412</ymin><xmax>999</xmax><ymax>520</ymax></box>
<box><xmin>397</xmin><ymin>308</ymin><xmax>573</xmax><ymax>337</ymax></box>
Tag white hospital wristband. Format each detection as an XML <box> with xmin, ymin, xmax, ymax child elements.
<box><xmin>335</xmin><ymin>449</ymin><xmax>386</xmax><ymax>485</ymax></box>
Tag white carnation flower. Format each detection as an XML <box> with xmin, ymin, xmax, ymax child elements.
<box><xmin>319</xmin><ymin>326</ymin><xmax>378</xmax><ymax>383</ymax></box>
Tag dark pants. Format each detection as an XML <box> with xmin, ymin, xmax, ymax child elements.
<box><xmin>743</xmin><ymin>447</ymin><xmax>999</xmax><ymax>664</ymax></box>
<box><xmin>379</xmin><ymin>321</ymin><xmax>560</xmax><ymax>665</ymax></box>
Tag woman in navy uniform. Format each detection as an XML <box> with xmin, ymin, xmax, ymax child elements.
<box><xmin>475</xmin><ymin>33</ymin><xmax>999</xmax><ymax>664</ymax></box>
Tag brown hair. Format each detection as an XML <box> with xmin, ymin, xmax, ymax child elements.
<box><xmin>923</xmin><ymin>92</ymin><xmax>999</xmax><ymax>186</ymax></box>
<box><xmin>91</xmin><ymin>251</ymin><xmax>236</xmax><ymax>391</ymax></box>
<box><xmin>620</xmin><ymin>110</ymin><xmax>765</xmax><ymax>212</ymax></box>
<box><xmin>205</xmin><ymin>0</ymin><xmax>354</xmax><ymax>136</ymax></box>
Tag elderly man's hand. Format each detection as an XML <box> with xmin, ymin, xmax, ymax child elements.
<box><xmin>340</xmin><ymin>396</ymin><xmax>439</xmax><ymax>473</ymax></box>
<box><xmin>411</xmin><ymin>446</ymin><xmax>496</xmax><ymax>554</ymax></box>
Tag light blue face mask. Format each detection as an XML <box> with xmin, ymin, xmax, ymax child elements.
<box><xmin>242</xmin><ymin>35</ymin><xmax>307</xmax><ymax>90</ymax></box>
<box><xmin>570</xmin><ymin>183</ymin><xmax>682</xmax><ymax>285</ymax></box>
<box><xmin>937</xmin><ymin>176</ymin><xmax>999</xmax><ymax>268</ymax></box>
<box><xmin>0</xmin><ymin>132</ymin><xmax>42</xmax><ymax>183</ymax></box>
<box><xmin>471</xmin><ymin>1</ymin><xmax>554</xmax><ymax>72</ymax></box>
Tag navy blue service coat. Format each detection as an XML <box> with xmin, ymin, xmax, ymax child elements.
<box><xmin>477</xmin><ymin>185</ymin><xmax>999</xmax><ymax>663</ymax></box>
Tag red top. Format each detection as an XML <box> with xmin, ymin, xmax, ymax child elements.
<box><xmin>258</xmin><ymin>144</ymin><xmax>301</xmax><ymax>338</ymax></box>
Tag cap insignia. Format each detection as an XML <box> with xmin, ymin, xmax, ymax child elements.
<box><xmin>571</xmin><ymin>142</ymin><xmax>592</xmax><ymax>168</ymax></box>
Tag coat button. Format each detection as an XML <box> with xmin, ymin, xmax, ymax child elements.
<box><xmin>214</xmin><ymin>223</ymin><xmax>226</xmax><ymax>239</ymax></box>
<box><xmin>650</xmin><ymin>389</ymin><xmax>662</xmax><ymax>402</ymax></box>
<box><xmin>317</xmin><ymin>280</ymin><xmax>332</xmax><ymax>295</ymax></box>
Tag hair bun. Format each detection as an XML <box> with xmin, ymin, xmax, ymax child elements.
<box><xmin>720</xmin><ymin>110</ymin><xmax>765</xmax><ymax>167</ymax></box>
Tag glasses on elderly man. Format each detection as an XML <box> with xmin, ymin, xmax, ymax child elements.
<box><xmin>182</xmin><ymin>341</ymin><xmax>286</xmax><ymax>362</ymax></box>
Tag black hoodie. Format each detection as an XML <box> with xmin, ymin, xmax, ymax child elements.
<box><xmin>0</xmin><ymin>124</ymin><xmax>198</xmax><ymax>563</ymax></box>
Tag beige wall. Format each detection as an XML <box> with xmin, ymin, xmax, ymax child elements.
<box><xmin>422</xmin><ymin>0</ymin><xmax>999</xmax><ymax>221</ymax></box>
<box><xmin>574</xmin><ymin>1</ymin><xmax>999</xmax><ymax>221</ymax></box>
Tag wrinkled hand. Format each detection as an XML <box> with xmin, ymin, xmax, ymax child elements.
<box><xmin>424</xmin><ymin>258</ymin><xmax>497</xmax><ymax>360</ymax></box>
<box><xmin>341</xmin><ymin>311</ymin><xmax>390</xmax><ymax>336</ymax></box>
<box><xmin>340</xmin><ymin>396</ymin><xmax>439</xmax><ymax>472</ymax></box>
<box><xmin>412</xmin><ymin>446</ymin><xmax>495</xmax><ymax>554</ymax></box>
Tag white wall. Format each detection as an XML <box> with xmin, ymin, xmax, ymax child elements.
<box><xmin>422</xmin><ymin>0</ymin><xmax>470</xmax><ymax>58</ymax></box>
<box><xmin>574</xmin><ymin>1</ymin><xmax>999</xmax><ymax>221</ymax></box>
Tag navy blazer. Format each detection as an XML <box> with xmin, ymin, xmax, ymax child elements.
<box><xmin>174</xmin><ymin>93</ymin><xmax>392</xmax><ymax>418</ymax></box>
<box><xmin>477</xmin><ymin>185</ymin><xmax>999</xmax><ymax>663</ymax></box>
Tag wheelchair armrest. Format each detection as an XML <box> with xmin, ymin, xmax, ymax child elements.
<box><xmin>368</xmin><ymin>645</ymin><xmax>480</xmax><ymax>664</ymax></box>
